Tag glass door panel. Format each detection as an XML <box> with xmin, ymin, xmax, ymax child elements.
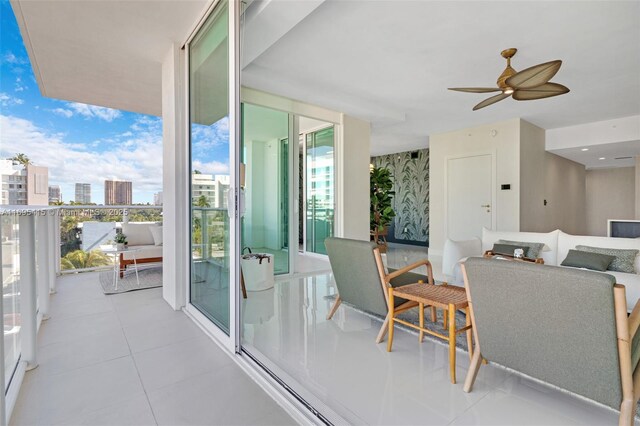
<box><xmin>305</xmin><ymin>127</ymin><xmax>334</xmax><ymax>255</ymax></box>
<box><xmin>189</xmin><ymin>2</ymin><xmax>230</xmax><ymax>333</ymax></box>
<box><xmin>240</xmin><ymin>103</ymin><xmax>289</xmax><ymax>275</ymax></box>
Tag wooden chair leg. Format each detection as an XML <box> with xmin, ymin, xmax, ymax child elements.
<box><xmin>376</xmin><ymin>314</ymin><xmax>389</xmax><ymax>344</ymax></box>
<box><xmin>465</xmin><ymin>307</ymin><xmax>473</xmax><ymax>360</ymax></box>
<box><xmin>240</xmin><ymin>270</ymin><xmax>247</xmax><ymax>299</ymax></box>
<box><xmin>327</xmin><ymin>296</ymin><xmax>342</xmax><ymax>320</ymax></box>
<box><xmin>448</xmin><ymin>303</ymin><xmax>456</xmax><ymax>384</ymax></box>
<box><xmin>419</xmin><ymin>302</ymin><xmax>424</xmax><ymax>343</ymax></box>
<box><xmin>430</xmin><ymin>306</ymin><xmax>437</xmax><ymax>323</ymax></box>
<box><xmin>443</xmin><ymin>309</ymin><xmax>448</xmax><ymax>329</ymax></box>
<box><xmin>619</xmin><ymin>399</ymin><xmax>634</xmax><ymax>426</ymax></box>
<box><xmin>464</xmin><ymin>348</ymin><xmax>483</xmax><ymax>392</ymax></box>
<box><xmin>387</xmin><ymin>288</ymin><xmax>395</xmax><ymax>352</ymax></box>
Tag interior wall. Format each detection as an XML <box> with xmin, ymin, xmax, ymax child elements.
<box><xmin>371</xmin><ymin>148</ymin><xmax>429</xmax><ymax>245</ymax></box>
<box><xmin>543</xmin><ymin>153</ymin><xmax>586</xmax><ymax>235</ymax></box>
<box><xmin>585</xmin><ymin>167</ymin><xmax>635</xmax><ymax>236</ymax></box>
<box><xmin>519</xmin><ymin>120</ymin><xmax>547</xmax><ymax>232</ymax></box>
<box><xmin>429</xmin><ymin>118</ymin><xmax>521</xmax><ymax>256</ymax></box>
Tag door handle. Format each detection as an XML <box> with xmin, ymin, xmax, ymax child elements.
<box><xmin>481</xmin><ymin>204</ymin><xmax>490</xmax><ymax>208</ymax></box>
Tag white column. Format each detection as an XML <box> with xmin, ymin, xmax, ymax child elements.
<box><xmin>162</xmin><ymin>43</ymin><xmax>188</xmax><ymax>310</ymax></box>
<box><xmin>35</xmin><ymin>215</ymin><xmax>50</xmax><ymax>320</ymax></box>
<box><xmin>18</xmin><ymin>215</ymin><xmax>38</xmax><ymax>370</ymax></box>
<box><xmin>48</xmin><ymin>213</ymin><xmax>57</xmax><ymax>293</ymax></box>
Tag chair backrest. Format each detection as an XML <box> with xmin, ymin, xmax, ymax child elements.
<box><xmin>463</xmin><ymin>257</ymin><xmax>622</xmax><ymax>409</ymax></box>
<box><xmin>325</xmin><ymin>237</ymin><xmax>388</xmax><ymax>317</ymax></box>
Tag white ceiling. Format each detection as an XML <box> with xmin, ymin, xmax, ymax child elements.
<box><xmin>242</xmin><ymin>0</ymin><xmax>640</xmax><ymax>156</ymax></box>
<box><xmin>550</xmin><ymin>140</ymin><xmax>640</xmax><ymax>170</ymax></box>
<box><xmin>11</xmin><ymin>0</ymin><xmax>208</xmax><ymax>116</ymax></box>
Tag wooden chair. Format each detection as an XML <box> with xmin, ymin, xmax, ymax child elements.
<box><xmin>325</xmin><ymin>237</ymin><xmax>436</xmax><ymax>343</ymax></box>
<box><xmin>462</xmin><ymin>257</ymin><xmax>640</xmax><ymax>425</ymax></box>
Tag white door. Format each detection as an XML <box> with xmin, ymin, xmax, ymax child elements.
<box><xmin>447</xmin><ymin>154</ymin><xmax>493</xmax><ymax>240</ymax></box>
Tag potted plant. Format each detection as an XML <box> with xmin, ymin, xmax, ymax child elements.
<box><xmin>370</xmin><ymin>166</ymin><xmax>396</xmax><ymax>253</ymax></box>
<box><xmin>114</xmin><ymin>233</ymin><xmax>127</xmax><ymax>250</ymax></box>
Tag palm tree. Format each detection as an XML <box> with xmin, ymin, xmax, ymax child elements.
<box><xmin>11</xmin><ymin>153</ymin><xmax>31</xmax><ymax>167</ymax></box>
<box><xmin>195</xmin><ymin>195</ymin><xmax>210</xmax><ymax>208</ymax></box>
<box><xmin>61</xmin><ymin>250</ymin><xmax>112</xmax><ymax>270</ymax></box>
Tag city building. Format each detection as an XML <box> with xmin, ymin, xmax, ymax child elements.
<box><xmin>48</xmin><ymin>185</ymin><xmax>61</xmax><ymax>203</ymax></box>
<box><xmin>191</xmin><ymin>173</ymin><xmax>229</xmax><ymax>208</ymax></box>
<box><xmin>153</xmin><ymin>191</ymin><xmax>163</xmax><ymax>205</ymax></box>
<box><xmin>74</xmin><ymin>183</ymin><xmax>91</xmax><ymax>204</ymax></box>
<box><xmin>0</xmin><ymin>159</ymin><xmax>48</xmax><ymax>205</ymax></box>
<box><xmin>104</xmin><ymin>180</ymin><xmax>132</xmax><ymax>205</ymax></box>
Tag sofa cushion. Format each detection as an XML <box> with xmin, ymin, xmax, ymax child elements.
<box><xmin>149</xmin><ymin>224</ymin><xmax>163</xmax><ymax>246</ymax></box>
<box><xmin>557</xmin><ymin>231</ymin><xmax>640</xmax><ymax>274</ymax></box>
<box><xmin>121</xmin><ymin>223</ymin><xmax>155</xmax><ymax>246</ymax></box>
<box><xmin>121</xmin><ymin>245</ymin><xmax>162</xmax><ymax>261</ymax></box>
<box><xmin>575</xmin><ymin>245</ymin><xmax>639</xmax><ymax>274</ymax></box>
<box><xmin>496</xmin><ymin>240</ymin><xmax>544</xmax><ymax>259</ymax></box>
<box><xmin>560</xmin><ymin>249</ymin><xmax>615</xmax><ymax>272</ymax></box>
<box><xmin>492</xmin><ymin>243</ymin><xmax>527</xmax><ymax>257</ymax></box>
<box><xmin>482</xmin><ymin>228</ymin><xmax>559</xmax><ymax>265</ymax></box>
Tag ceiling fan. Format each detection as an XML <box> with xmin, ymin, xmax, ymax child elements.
<box><xmin>449</xmin><ymin>48</ymin><xmax>570</xmax><ymax>111</ymax></box>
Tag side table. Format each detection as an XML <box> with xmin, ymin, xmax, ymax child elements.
<box><xmin>101</xmin><ymin>246</ymin><xmax>141</xmax><ymax>290</ymax></box>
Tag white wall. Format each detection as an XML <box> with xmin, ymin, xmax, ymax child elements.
<box><xmin>161</xmin><ymin>44</ymin><xmax>188</xmax><ymax>310</ymax></box>
<box><xmin>429</xmin><ymin>118</ymin><xmax>521</xmax><ymax>256</ymax></box>
<box><xmin>586</xmin><ymin>167</ymin><xmax>635</xmax><ymax>236</ymax></box>
<box><xmin>338</xmin><ymin>114</ymin><xmax>371</xmax><ymax>241</ymax></box>
<box><xmin>546</xmin><ymin>115</ymin><xmax>640</xmax><ymax>150</ymax></box>
<box><xmin>544</xmin><ymin>153</ymin><xmax>586</xmax><ymax>235</ymax></box>
<box><xmin>519</xmin><ymin>120</ymin><xmax>547</xmax><ymax>232</ymax></box>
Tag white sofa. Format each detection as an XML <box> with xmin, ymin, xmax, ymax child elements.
<box><xmin>443</xmin><ymin>228</ymin><xmax>640</xmax><ymax>310</ymax></box>
<box><xmin>119</xmin><ymin>222</ymin><xmax>162</xmax><ymax>276</ymax></box>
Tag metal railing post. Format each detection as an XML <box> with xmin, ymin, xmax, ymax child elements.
<box><xmin>0</xmin><ymin>223</ymin><xmax>8</xmax><ymax>426</ymax></box>
<box><xmin>18</xmin><ymin>215</ymin><xmax>38</xmax><ymax>371</ymax></box>
<box><xmin>36</xmin><ymin>214</ymin><xmax>50</xmax><ymax>320</ymax></box>
<box><xmin>48</xmin><ymin>213</ymin><xmax>57</xmax><ymax>293</ymax></box>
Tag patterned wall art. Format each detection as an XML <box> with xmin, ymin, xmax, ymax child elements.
<box><xmin>372</xmin><ymin>149</ymin><xmax>429</xmax><ymax>245</ymax></box>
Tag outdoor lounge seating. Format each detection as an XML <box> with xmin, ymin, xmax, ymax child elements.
<box><xmin>119</xmin><ymin>222</ymin><xmax>162</xmax><ymax>277</ymax></box>
<box><xmin>325</xmin><ymin>237</ymin><xmax>436</xmax><ymax>343</ymax></box>
<box><xmin>461</xmin><ymin>257</ymin><xmax>640</xmax><ymax>425</ymax></box>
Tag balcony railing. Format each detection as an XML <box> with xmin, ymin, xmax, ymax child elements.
<box><xmin>0</xmin><ymin>204</ymin><xmax>164</xmax><ymax>424</ymax></box>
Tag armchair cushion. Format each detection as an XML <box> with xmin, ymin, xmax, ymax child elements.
<box><xmin>632</xmin><ymin>328</ymin><xmax>640</xmax><ymax>372</ymax></box>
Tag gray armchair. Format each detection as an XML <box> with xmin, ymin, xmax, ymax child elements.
<box><xmin>461</xmin><ymin>257</ymin><xmax>640</xmax><ymax>425</ymax></box>
<box><xmin>325</xmin><ymin>237</ymin><xmax>435</xmax><ymax>343</ymax></box>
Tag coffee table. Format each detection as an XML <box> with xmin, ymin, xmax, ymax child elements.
<box><xmin>101</xmin><ymin>246</ymin><xmax>141</xmax><ymax>291</ymax></box>
<box><xmin>387</xmin><ymin>282</ymin><xmax>473</xmax><ymax>384</ymax></box>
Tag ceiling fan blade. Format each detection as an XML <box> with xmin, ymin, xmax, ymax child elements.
<box><xmin>472</xmin><ymin>93</ymin><xmax>511</xmax><ymax>111</ymax></box>
<box><xmin>448</xmin><ymin>87</ymin><xmax>502</xmax><ymax>93</ymax></box>
<box><xmin>512</xmin><ymin>83</ymin><xmax>570</xmax><ymax>101</ymax></box>
<box><xmin>506</xmin><ymin>60</ymin><xmax>562</xmax><ymax>89</ymax></box>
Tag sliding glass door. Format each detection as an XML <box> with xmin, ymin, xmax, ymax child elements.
<box><xmin>189</xmin><ymin>1</ymin><xmax>232</xmax><ymax>333</ymax></box>
<box><xmin>305</xmin><ymin>127</ymin><xmax>334</xmax><ymax>255</ymax></box>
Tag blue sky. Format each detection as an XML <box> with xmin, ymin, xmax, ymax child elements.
<box><xmin>0</xmin><ymin>0</ymin><xmax>229</xmax><ymax>204</ymax></box>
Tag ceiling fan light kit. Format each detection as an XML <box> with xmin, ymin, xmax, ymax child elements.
<box><xmin>449</xmin><ymin>48</ymin><xmax>570</xmax><ymax>110</ymax></box>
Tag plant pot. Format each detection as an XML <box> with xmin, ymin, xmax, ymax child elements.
<box><xmin>116</xmin><ymin>243</ymin><xmax>125</xmax><ymax>250</ymax></box>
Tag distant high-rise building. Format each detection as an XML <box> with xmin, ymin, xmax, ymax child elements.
<box><xmin>75</xmin><ymin>183</ymin><xmax>91</xmax><ymax>204</ymax></box>
<box><xmin>191</xmin><ymin>173</ymin><xmax>229</xmax><ymax>208</ymax></box>
<box><xmin>0</xmin><ymin>160</ymin><xmax>48</xmax><ymax>205</ymax></box>
<box><xmin>48</xmin><ymin>185</ymin><xmax>62</xmax><ymax>203</ymax></box>
<box><xmin>104</xmin><ymin>180</ymin><xmax>132</xmax><ymax>205</ymax></box>
<box><xmin>153</xmin><ymin>192</ymin><xmax>163</xmax><ymax>206</ymax></box>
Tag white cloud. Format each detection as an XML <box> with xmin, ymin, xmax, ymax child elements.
<box><xmin>2</xmin><ymin>52</ymin><xmax>27</xmax><ymax>65</ymax></box>
<box><xmin>0</xmin><ymin>114</ymin><xmax>162</xmax><ymax>203</ymax></box>
<box><xmin>192</xmin><ymin>160</ymin><xmax>229</xmax><ymax>175</ymax></box>
<box><xmin>14</xmin><ymin>77</ymin><xmax>25</xmax><ymax>92</ymax></box>
<box><xmin>67</xmin><ymin>102</ymin><xmax>122</xmax><ymax>122</ymax></box>
<box><xmin>51</xmin><ymin>108</ymin><xmax>74</xmax><ymax>118</ymax></box>
<box><xmin>0</xmin><ymin>93</ymin><xmax>24</xmax><ymax>107</ymax></box>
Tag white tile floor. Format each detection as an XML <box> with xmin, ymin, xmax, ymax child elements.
<box><xmin>242</xmin><ymin>245</ymin><xmax>632</xmax><ymax>425</ymax></box>
<box><xmin>10</xmin><ymin>272</ymin><xmax>295</xmax><ymax>426</ymax></box>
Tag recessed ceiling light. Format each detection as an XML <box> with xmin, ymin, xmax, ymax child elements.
<box><xmin>599</xmin><ymin>157</ymin><xmax>606</xmax><ymax>160</ymax></box>
<box><xmin>581</xmin><ymin>148</ymin><xmax>589</xmax><ymax>152</ymax></box>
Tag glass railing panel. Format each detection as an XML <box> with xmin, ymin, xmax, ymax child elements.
<box><xmin>1</xmin><ymin>212</ymin><xmax>21</xmax><ymax>390</ymax></box>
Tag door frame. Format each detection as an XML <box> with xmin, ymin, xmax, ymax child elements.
<box><xmin>443</xmin><ymin>151</ymin><xmax>497</xmax><ymax>241</ymax></box>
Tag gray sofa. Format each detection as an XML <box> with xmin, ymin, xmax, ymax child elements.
<box><xmin>462</xmin><ymin>257</ymin><xmax>640</xmax><ymax>425</ymax></box>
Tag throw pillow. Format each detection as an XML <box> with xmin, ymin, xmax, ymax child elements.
<box><xmin>491</xmin><ymin>243</ymin><xmax>526</xmax><ymax>257</ymax></box>
<box><xmin>561</xmin><ymin>249</ymin><xmax>616</xmax><ymax>272</ymax></box>
<box><xmin>497</xmin><ymin>239</ymin><xmax>545</xmax><ymax>259</ymax></box>
<box><xmin>149</xmin><ymin>224</ymin><xmax>163</xmax><ymax>246</ymax></box>
<box><xmin>575</xmin><ymin>245</ymin><xmax>639</xmax><ymax>273</ymax></box>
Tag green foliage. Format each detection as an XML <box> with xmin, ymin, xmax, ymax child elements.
<box><xmin>114</xmin><ymin>233</ymin><xmax>127</xmax><ymax>244</ymax></box>
<box><xmin>370</xmin><ymin>166</ymin><xmax>396</xmax><ymax>233</ymax></box>
<box><xmin>10</xmin><ymin>153</ymin><xmax>31</xmax><ymax>167</ymax></box>
<box><xmin>60</xmin><ymin>249</ymin><xmax>112</xmax><ymax>270</ymax></box>
<box><xmin>195</xmin><ymin>195</ymin><xmax>210</xmax><ymax>208</ymax></box>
